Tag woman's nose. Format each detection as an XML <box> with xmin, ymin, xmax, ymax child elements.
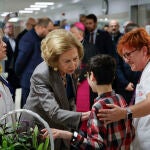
<box><xmin>70</xmin><ymin>61</ymin><xmax>77</xmax><ymax>70</ymax></box>
<box><xmin>2</xmin><ymin>41</ymin><xmax>6</xmax><ymax>47</ymax></box>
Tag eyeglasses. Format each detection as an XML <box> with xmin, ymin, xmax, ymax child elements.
<box><xmin>122</xmin><ymin>49</ymin><xmax>137</xmax><ymax>59</ymax></box>
<box><xmin>5</xmin><ymin>25</ymin><xmax>13</xmax><ymax>29</ymax></box>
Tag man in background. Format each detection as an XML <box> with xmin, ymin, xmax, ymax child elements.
<box><xmin>15</xmin><ymin>17</ymin><xmax>54</xmax><ymax>108</ymax></box>
<box><xmin>16</xmin><ymin>17</ymin><xmax>36</xmax><ymax>49</ymax></box>
<box><xmin>84</xmin><ymin>14</ymin><xmax>114</xmax><ymax>107</ymax></box>
<box><xmin>15</xmin><ymin>17</ymin><xmax>36</xmax><ymax>67</ymax></box>
<box><xmin>3</xmin><ymin>22</ymin><xmax>20</xmax><ymax>101</ymax></box>
<box><xmin>108</xmin><ymin>20</ymin><xmax>123</xmax><ymax>46</ymax></box>
<box><xmin>79</xmin><ymin>14</ymin><xmax>86</xmax><ymax>25</ymax></box>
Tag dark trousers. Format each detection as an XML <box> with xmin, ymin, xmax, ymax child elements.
<box><xmin>21</xmin><ymin>87</ymin><xmax>30</xmax><ymax>108</ymax></box>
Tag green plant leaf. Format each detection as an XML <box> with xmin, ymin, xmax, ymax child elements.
<box><xmin>13</xmin><ymin>142</ymin><xmax>29</xmax><ymax>149</ymax></box>
<box><xmin>32</xmin><ymin>125</ymin><xmax>39</xmax><ymax>149</ymax></box>
<box><xmin>37</xmin><ymin>143</ymin><xmax>44</xmax><ymax>150</ymax></box>
<box><xmin>43</xmin><ymin>137</ymin><xmax>50</xmax><ymax>150</ymax></box>
<box><xmin>2</xmin><ymin>140</ymin><xmax>7</xmax><ymax>148</ymax></box>
<box><xmin>0</xmin><ymin>122</ymin><xmax>51</xmax><ymax>150</ymax></box>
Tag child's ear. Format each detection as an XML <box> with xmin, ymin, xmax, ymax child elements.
<box><xmin>90</xmin><ymin>72</ymin><xmax>96</xmax><ymax>81</ymax></box>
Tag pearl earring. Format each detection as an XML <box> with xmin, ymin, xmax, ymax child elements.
<box><xmin>54</xmin><ymin>67</ymin><xmax>58</xmax><ymax>71</ymax></box>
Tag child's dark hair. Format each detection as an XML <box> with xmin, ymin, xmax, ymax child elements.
<box><xmin>87</xmin><ymin>54</ymin><xmax>116</xmax><ymax>85</ymax></box>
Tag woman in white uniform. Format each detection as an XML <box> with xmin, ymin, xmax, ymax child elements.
<box><xmin>0</xmin><ymin>30</ymin><xmax>14</xmax><ymax>120</ymax></box>
<box><xmin>97</xmin><ymin>28</ymin><xmax>150</xmax><ymax>150</ymax></box>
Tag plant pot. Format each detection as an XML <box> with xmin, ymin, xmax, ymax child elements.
<box><xmin>0</xmin><ymin>109</ymin><xmax>54</xmax><ymax>150</ymax></box>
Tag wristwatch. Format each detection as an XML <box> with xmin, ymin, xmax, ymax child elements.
<box><xmin>71</xmin><ymin>131</ymin><xmax>78</xmax><ymax>142</ymax></box>
<box><xmin>126</xmin><ymin>107</ymin><xmax>132</xmax><ymax>119</ymax></box>
<box><xmin>70</xmin><ymin>131</ymin><xmax>84</xmax><ymax>148</ymax></box>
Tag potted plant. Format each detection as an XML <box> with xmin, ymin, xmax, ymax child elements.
<box><xmin>0</xmin><ymin>109</ymin><xmax>54</xmax><ymax>150</ymax></box>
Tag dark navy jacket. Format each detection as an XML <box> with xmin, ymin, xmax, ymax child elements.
<box><xmin>15</xmin><ymin>29</ymin><xmax>43</xmax><ymax>89</ymax></box>
<box><xmin>3</xmin><ymin>36</ymin><xmax>20</xmax><ymax>90</ymax></box>
<box><xmin>84</xmin><ymin>29</ymin><xmax>114</xmax><ymax>56</ymax></box>
<box><xmin>115</xmin><ymin>54</ymin><xmax>141</xmax><ymax>104</ymax></box>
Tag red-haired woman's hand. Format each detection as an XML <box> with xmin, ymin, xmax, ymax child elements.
<box><xmin>97</xmin><ymin>104</ymin><xmax>126</xmax><ymax>124</ymax></box>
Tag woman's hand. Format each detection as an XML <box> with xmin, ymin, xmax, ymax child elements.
<box><xmin>97</xmin><ymin>104</ymin><xmax>127</xmax><ymax>124</ymax></box>
<box><xmin>41</xmin><ymin>128</ymin><xmax>49</xmax><ymax>139</ymax></box>
<box><xmin>125</xmin><ymin>82</ymin><xmax>134</xmax><ymax>91</ymax></box>
<box><xmin>51</xmin><ymin>128</ymin><xmax>72</xmax><ymax>140</ymax></box>
<box><xmin>41</xmin><ymin>128</ymin><xmax>61</xmax><ymax>140</ymax></box>
<box><xmin>51</xmin><ymin>128</ymin><xmax>61</xmax><ymax>140</ymax></box>
<box><xmin>81</xmin><ymin>111</ymin><xmax>91</xmax><ymax>121</ymax></box>
<box><xmin>41</xmin><ymin>128</ymin><xmax>72</xmax><ymax>140</ymax></box>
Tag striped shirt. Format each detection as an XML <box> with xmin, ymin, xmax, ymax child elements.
<box><xmin>71</xmin><ymin>91</ymin><xmax>135</xmax><ymax>150</ymax></box>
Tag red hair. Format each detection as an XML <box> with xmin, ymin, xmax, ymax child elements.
<box><xmin>117</xmin><ymin>28</ymin><xmax>150</xmax><ymax>56</ymax></box>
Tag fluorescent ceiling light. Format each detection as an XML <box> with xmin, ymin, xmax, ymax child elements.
<box><xmin>30</xmin><ymin>5</ymin><xmax>47</xmax><ymax>8</ymax></box>
<box><xmin>19</xmin><ymin>10</ymin><xmax>33</xmax><ymax>13</ymax></box>
<box><xmin>72</xmin><ymin>0</ymin><xmax>80</xmax><ymax>3</ymax></box>
<box><xmin>35</xmin><ymin>2</ymin><xmax>54</xmax><ymax>5</ymax></box>
<box><xmin>104</xmin><ymin>18</ymin><xmax>108</xmax><ymax>21</ymax></box>
<box><xmin>25</xmin><ymin>8</ymin><xmax>40</xmax><ymax>11</ymax></box>
<box><xmin>8</xmin><ymin>17</ymin><xmax>19</xmax><ymax>22</ymax></box>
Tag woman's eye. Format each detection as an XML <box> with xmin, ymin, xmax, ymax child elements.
<box><xmin>73</xmin><ymin>57</ymin><xmax>79</xmax><ymax>61</ymax></box>
<box><xmin>64</xmin><ymin>60</ymin><xmax>70</xmax><ymax>63</ymax></box>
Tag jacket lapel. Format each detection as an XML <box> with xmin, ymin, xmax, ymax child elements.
<box><xmin>48</xmin><ymin>68</ymin><xmax>70</xmax><ymax>110</ymax></box>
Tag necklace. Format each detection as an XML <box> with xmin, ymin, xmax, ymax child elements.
<box><xmin>61</xmin><ymin>75</ymin><xmax>67</xmax><ymax>87</ymax></box>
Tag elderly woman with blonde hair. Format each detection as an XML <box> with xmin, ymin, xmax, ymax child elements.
<box><xmin>21</xmin><ymin>29</ymin><xmax>90</xmax><ymax>150</ymax></box>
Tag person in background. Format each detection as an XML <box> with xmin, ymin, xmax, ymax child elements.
<box><xmin>102</xmin><ymin>24</ymin><xmax>109</xmax><ymax>32</ymax></box>
<box><xmin>98</xmin><ymin>28</ymin><xmax>150</xmax><ymax>150</ymax></box>
<box><xmin>47</xmin><ymin>54</ymin><xmax>134</xmax><ymax>150</ymax></box>
<box><xmin>70</xmin><ymin>22</ymin><xmax>85</xmax><ymax>42</ymax></box>
<box><xmin>122</xmin><ymin>20</ymin><xmax>133</xmax><ymax>33</ymax></box>
<box><xmin>84</xmin><ymin>14</ymin><xmax>114</xmax><ymax>108</ymax></box>
<box><xmin>14</xmin><ymin>18</ymin><xmax>37</xmax><ymax>92</ymax></box>
<box><xmin>70</xmin><ymin>22</ymin><xmax>91</xmax><ymax>135</ymax></box>
<box><xmin>108</xmin><ymin>20</ymin><xmax>123</xmax><ymax>46</ymax></box>
<box><xmin>109</xmin><ymin>19</ymin><xmax>140</xmax><ymax>104</ymax></box>
<box><xmin>16</xmin><ymin>17</ymin><xmax>36</xmax><ymax>42</ymax></box>
<box><xmin>3</xmin><ymin>21</ymin><xmax>20</xmax><ymax>101</ymax></box>
<box><xmin>16</xmin><ymin>17</ymin><xmax>36</xmax><ymax>54</ymax></box>
<box><xmin>0</xmin><ymin>29</ymin><xmax>14</xmax><ymax>120</ymax></box>
<box><xmin>124</xmin><ymin>22</ymin><xmax>139</xmax><ymax>33</ymax></box>
<box><xmin>79</xmin><ymin>14</ymin><xmax>86</xmax><ymax>25</ymax></box>
<box><xmin>53</xmin><ymin>20</ymin><xmax>60</xmax><ymax>29</ymax></box>
<box><xmin>20</xmin><ymin>29</ymin><xmax>90</xmax><ymax>150</ymax></box>
<box><xmin>85</xmin><ymin>14</ymin><xmax>114</xmax><ymax>56</ymax></box>
<box><xmin>60</xmin><ymin>19</ymin><xmax>67</xmax><ymax>29</ymax></box>
<box><xmin>15</xmin><ymin>17</ymin><xmax>54</xmax><ymax>108</ymax></box>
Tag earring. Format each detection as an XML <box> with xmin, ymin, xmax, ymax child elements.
<box><xmin>54</xmin><ymin>67</ymin><xmax>58</xmax><ymax>71</ymax></box>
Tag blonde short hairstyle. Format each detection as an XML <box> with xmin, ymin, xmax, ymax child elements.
<box><xmin>41</xmin><ymin>29</ymin><xmax>84</xmax><ymax>67</ymax></box>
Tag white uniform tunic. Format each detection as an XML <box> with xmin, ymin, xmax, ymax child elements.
<box><xmin>0</xmin><ymin>76</ymin><xmax>14</xmax><ymax>122</ymax></box>
<box><xmin>133</xmin><ymin>62</ymin><xmax>150</xmax><ymax>150</ymax></box>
